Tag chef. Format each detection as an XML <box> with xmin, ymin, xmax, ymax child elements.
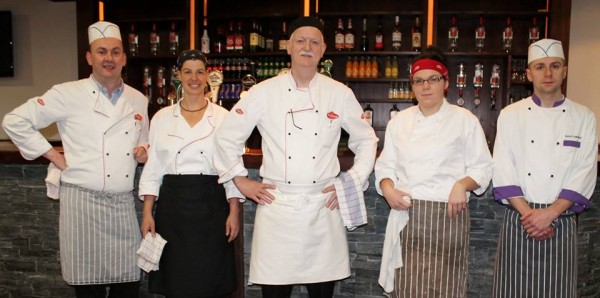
<box><xmin>213</xmin><ymin>16</ymin><xmax>378</xmax><ymax>297</ymax></box>
<box><xmin>491</xmin><ymin>38</ymin><xmax>597</xmax><ymax>298</ymax></box>
<box><xmin>2</xmin><ymin>21</ymin><xmax>148</xmax><ymax>297</ymax></box>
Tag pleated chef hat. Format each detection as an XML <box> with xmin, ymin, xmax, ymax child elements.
<box><xmin>88</xmin><ymin>21</ymin><xmax>121</xmax><ymax>44</ymax></box>
<box><xmin>528</xmin><ymin>38</ymin><xmax>564</xmax><ymax>64</ymax></box>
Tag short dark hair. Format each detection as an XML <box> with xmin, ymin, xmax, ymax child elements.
<box><xmin>177</xmin><ymin>49</ymin><xmax>207</xmax><ymax>69</ymax></box>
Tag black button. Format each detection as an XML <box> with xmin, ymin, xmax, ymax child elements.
<box><xmin>312</xmin><ymin>156</ymin><xmax>315</xmax><ymax>159</ymax></box>
<box><xmin>550</xmin><ymin>174</ymin><xmax>554</xmax><ymax>178</ymax></box>
<box><xmin>557</xmin><ymin>142</ymin><xmax>560</xmax><ymax>145</ymax></box>
<box><xmin>288</xmin><ymin>156</ymin><xmax>291</xmax><ymax>159</ymax></box>
<box><xmin>528</xmin><ymin>107</ymin><xmax>531</xmax><ymax>110</ymax></box>
<box><xmin>288</xmin><ymin>88</ymin><xmax>291</xmax><ymax>91</ymax></box>
<box><xmin>562</xmin><ymin>109</ymin><xmax>566</xmax><ymax>112</ymax></box>
<box><xmin>127</xmin><ymin>153</ymin><xmax>130</xmax><ymax>156</ymax></box>
<box><xmin>126</xmin><ymin>175</ymin><xmax>129</xmax><ymax>177</ymax></box>
<box><xmin>93</xmin><ymin>91</ymin><xmax>96</xmax><ymax>94</ymax></box>
<box><xmin>106</xmin><ymin>153</ymin><xmax>109</xmax><ymax>156</ymax></box>
<box><xmin>531</xmin><ymin>140</ymin><xmax>534</xmax><ymax>143</ymax></box>
<box><xmin>315</xmin><ymin>133</ymin><xmax>318</xmax><ymax>136</ymax></box>
<box><xmin>288</xmin><ymin>181</ymin><xmax>291</xmax><ymax>184</ymax></box>
<box><xmin>125</xmin><ymin>132</ymin><xmax>128</xmax><ymax>134</ymax></box>
<box><xmin>178</xmin><ymin>151</ymin><xmax>181</xmax><ymax>154</ymax></box>
<box><xmin>107</xmin><ymin>175</ymin><xmax>110</xmax><ymax>177</ymax></box>
<box><xmin>201</xmin><ymin>151</ymin><xmax>203</xmax><ymax>154</ymax></box>
<box><xmin>528</xmin><ymin>173</ymin><xmax>531</xmax><ymax>176</ymax></box>
<box><xmin>313</xmin><ymin>181</ymin><xmax>316</xmax><ymax>183</ymax></box>
<box><xmin>315</xmin><ymin>110</ymin><xmax>318</xmax><ymax>113</ymax></box>
<box><xmin>288</xmin><ymin>133</ymin><xmax>291</xmax><ymax>135</ymax></box>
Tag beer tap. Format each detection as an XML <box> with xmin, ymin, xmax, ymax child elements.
<box><xmin>456</xmin><ymin>63</ymin><xmax>466</xmax><ymax>107</ymax></box>
<box><xmin>490</xmin><ymin>64</ymin><xmax>501</xmax><ymax>110</ymax></box>
<box><xmin>167</xmin><ymin>65</ymin><xmax>181</xmax><ymax>106</ymax></box>
<box><xmin>207</xmin><ymin>70</ymin><xmax>224</xmax><ymax>104</ymax></box>
<box><xmin>473</xmin><ymin>62</ymin><xmax>483</xmax><ymax>107</ymax></box>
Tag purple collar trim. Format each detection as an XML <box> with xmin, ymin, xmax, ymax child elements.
<box><xmin>532</xmin><ymin>94</ymin><xmax>565</xmax><ymax>107</ymax></box>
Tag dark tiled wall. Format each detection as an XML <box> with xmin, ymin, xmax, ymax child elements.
<box><xmin>1</xmin><ymin>165</ymin><xmax>598</xmax><ymax>297</ymax></box>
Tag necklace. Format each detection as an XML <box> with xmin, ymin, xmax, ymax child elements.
<box><xmin>179</xmin><ymin>99</ymin><xmax>208</xmax><ymax>112</ymax></box>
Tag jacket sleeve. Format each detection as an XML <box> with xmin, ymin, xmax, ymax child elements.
<box><xmin>341</xmin><ymin>88</ymin><xmax>378</xmax><ymax>185</ymax></box>
<box><xmin>2</xmin><ymin>87</ymin><xmax>67</xmax><ymax>160</ymax></box>
<box><xmin>137</xmin><ymin>113</ymin><xmax>165</xmax><ymax>200</ymax></box>
<box><xmin>374</xmin><ymin>118</ymin><xmax>399</xmax><ymax>196</ymax></box>
<box><xmin>492</xmin><ymin>109</ymin><xmax>525</xmax><ymax>203</ymax></box>
<box><xmin>463</xmin><ymin>115</ymin><xmax>493</xmax><ymax>195</ymax></box>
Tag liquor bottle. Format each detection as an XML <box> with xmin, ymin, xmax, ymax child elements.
<box><xmin>391</xmin><ymin>56</ymin><xmax>399</xmax><ymax>78</ymax></box>
<box><xmin>278</xmin><ymin>21</ymin><xmax>288</xmax><ymax>51</ymax></box>
<box><xmin>265</xmin><ymin>26</ymin><xmax>274</xmax><ymax>52</ymax></box>
<box><xmin>335</xmin><ymin>18</ymin><xmax>345</xmax><ymax>51</ymax></box>
<box><xmin>448</xmin><ymin>16</ymin><xmax>459</xmax><ymax>52</ymax></box>
<box><xmin>392</xmin><ymin>16</ymin><xmax>402</xmax><ymax>51</ymax></box>
<box><xmin>475</xmin><ymin>16</ymin><xmax>485</xmax><ymax>52</ymax></box>
<box><xmin>384</xmin><ymin>56</ymin><xmax>392</xmax><ymax>78</ymax></box>
<box><xmin>143</xmin><ymin>66</ymin><xmax>152</xmax><ymax>101</ymax></box>
<box><xmin>351</xmin><ymin>57</ymin><xmax>359</xmax><ymax>78</ymax></box>
<box><xmin>156</xmin><ymin>66</ymin><xmax>166</xmax><ymax>107</ymax></box>
<box><xmin>234</xmin><ymin>21</ymin><xmax>245</xmax><ymax>53</ymax></box>
<box><xmin>502</xmin><ymin>17</ymin><xmax>513</xmax><ymax>52</ymax></box>
<box><xmin>375</xmin><ymin>17</ymin><xmax>384</xmax><ymax>51</ymax></box>
<box><xmin>201</xmin><ymin>25</ymin><xmax>210</xmax><ymax>54</ymax></box>
<box><xmin>529</xmin><ymin>17</ymin><xmax>540</xmax><ymax>44</ymax></box>
<box><xmin>128</xmin><ymin>23</ymin><xmax>138</xmax><ymax>57</ymax></box>
<box><xmin>344</xmin><ymin>18</ymin><xmax>355</xmax><ymax>51</ymax></box>
<box><xmin>360</xmin><ymin>17</ymin><xmax>369</xmax><ymax>52</ymax></box>
<box><xmin>214</xmin><ymin>26</ymin><xmax>225</xmax><ymax>54</ymax></box>
<box><xmin>345</xmin><ymin>57</ymin><xmax>353</xmax><ymax>78</ymax></box>
<box><xmin>169</xmin><ymin>22</ymin><xmax>179</xmax><ymax>56</ymax></box>
<box><xmin>364</xmin><ymin>104</ymin><xmax>374</xmax><ymax>126</ymax></box>
<box><xmin>358</xmin><ymin>56</ymin><xmax>366</xmax><ymax>78</ymax></box>
<box><xmin>258</xmin><ymin>24</ymin><xmax>265</xmax><ymax>51</ymax></box>
<box><xmin>365</xmin><ymin>57</ymin><xmax>372</xmax><ymax>79</ymax></box>
<box><xmin>150</xmin><ymin>23</ymin><xmax>160</xmax><ymax>56</ymax></box>
<box><xmin>371</xmin><ymin>56</ymin><xmax>379</xmax><ymax>78</ymax></box>
<box><xmin>249</xmin><ymin>20</ymin><xmax>259</xmax><ymax>52</ymax></box>
<box><xmin>411</xmin><ymin>17</ymin><xmax>422</xmax><ymax>51</ymax></box>
<box><xmin>226</xmin><ymin>21</ymin><xmax>235</xmax><ymax>52</ymax></box>
<box><xmin>390</xmin><ymin>104</ymin><xmax>399</xmax><ymax>120</ymax></box>
<box><xmin>167</xmin><ymin>65</ymin><xmax>180</xmax><ymax>106</ymax></box>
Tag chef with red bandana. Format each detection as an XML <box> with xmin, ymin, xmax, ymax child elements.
<box><xmin>2</xmin><ymin>21</ymin><xmax>148</xmax><ymax>298</ymax></box>
<box><xmin>214</xmin><ymin>16</ymin><xmax>378</xmax><ymax>298</ymax></box>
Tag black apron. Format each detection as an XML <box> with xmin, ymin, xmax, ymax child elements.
<box><xmin>149</xmin><ymin>174</ymin><xmax>235</xmax><ymax>297</ymax></box>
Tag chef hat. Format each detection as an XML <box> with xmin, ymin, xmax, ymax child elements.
<box><xmin>288</xmin><ymin>16</ymin><xmax>324</xmax><ymax>36</ymax></box>
<box><xmin>88</xmin><ymin>21</ymin><xmax>122</xmax><ymax>44</ymax></box>
<box><xmin>528</xmin><ymin>38</ymin><xmax>565</xmax><ymax>64</ymax></box>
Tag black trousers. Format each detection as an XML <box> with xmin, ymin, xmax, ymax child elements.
<box><xmin>262</xmin><ymin>281</ymin><xmax>336</xmax><ymax>298</ymax></box>
<box><xmin>73</xmin><ymin>281</ymin><xmax>139</xmax><ymax>298</ymax></box>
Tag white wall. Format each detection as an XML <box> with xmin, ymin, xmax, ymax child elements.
<box><xmin>567</xmin><ymin>0</ymin><xmax>600</xmax><ymax>139</ymax></box>
<box><xmin>0</xmin><ymin>0</ymin><xmax>77</xmax><ymax>140</ymax></box>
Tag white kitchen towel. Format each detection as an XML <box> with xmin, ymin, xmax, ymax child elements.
<box><xmin>45</xmin><ymin>163</ymin><xmax>61</xmax><ymax>200</ymax></box>
<box><xmin>379</xmin><ymin>208</ymin><xmax>409</xmax><ymax>293</ymax></box>
<box><xmin>136</xmin><ymin>233</ymin><xmax>167</xmax><ymax>273</ymax></box>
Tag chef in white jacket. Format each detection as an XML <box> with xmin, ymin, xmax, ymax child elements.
<box><xmin>213</xmin><ymin>16</ymin><xmax>378</xmax><ymax>297</ymax></box>
<box><xmin>492</xmin><ymin>38</ymin><xmax>597</xmax><ymax>298</ymax></box>
<box><xmin>2</xmin><ymin>21</ymin><xmax>148</xmax><ymax>298</ymax></box>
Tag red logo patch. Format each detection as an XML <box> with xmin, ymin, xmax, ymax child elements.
<box><xmin>327</xmin><ymin>111</ymin><xmax>339</xmax><ymax>120</ymax></box>
<box><xmin>235</xmin><ymin>108</ymin><xmax>244</xmax><ymax>115</ymax></box>
<box><xmin>36</xmin><ymin>98</ymin><xmax>45</xmax><ymax>106</ymax></box>
<box><xmin>134</xmin><ymin>114</ymin><xmax>142</xmax><ymax>121</ymax></box>
<box><xmin>360</xmin><ymin>113</ymin><xmax>365</xmax><ymax>119</ymax></box>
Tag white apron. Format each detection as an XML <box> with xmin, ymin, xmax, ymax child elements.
<box><xmin>248</xmin><ymin>180</ymin><xmax>351</xmax><ymax>285</ymax></box>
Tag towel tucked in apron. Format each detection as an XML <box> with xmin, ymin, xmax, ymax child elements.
<box><xmin>149</xmin><ymin>174</ymin><xmax>235</xmax><ymax>297</ymax></box>
<box><xmin>389</xmin><ymin>199</ymin><xmax>469</xmax><ymax>298</ymax></box>
<box><xmin>492</xmin><ymin>203</ymin><xmax>577</xmax><ymax>298</ymax></box>
<box><xmin>249</xmin><ymin>180</ymin><xmax>351</xmax><ymax>285</ymax></box>
<box><xmin>59</xmin><ymin>183</ymin><xmax>141</xmax><ymax>285</ymax></box>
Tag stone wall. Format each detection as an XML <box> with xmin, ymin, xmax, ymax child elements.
<box><xmin>1</xmin><ymin>164</ymin><xmax>599</xmax><ymax>297</ymax></box>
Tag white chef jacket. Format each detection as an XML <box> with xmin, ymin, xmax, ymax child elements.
<box><xmin>375</xmin><ymin>99</ymin><xmax>493</xmax><ymax>202</ymax></box>
<box><xmin>492</xmin><ymin>95</ymin><xmax>597</xmax><ymax>213</ymax></box>
<box><xmin>138</xmin><ymin>100</ymin><xmax>243</xmax><ymax>201</ymax></box>
<box><xmin>2</xmin><ymin>77</ymin><xmax>149</xmax><ymax>192</ymax></box>
<box><xmin>214</xmin><ymin>71</ymin><xmax>378</xmax><ymax>188</ymax></box>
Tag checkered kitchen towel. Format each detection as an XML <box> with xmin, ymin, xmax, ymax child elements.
<box><xmin>334</xmin><ymin>169</ymin><xmax>368</xmax><ymax>231</ymax></box>
<box><xmin>137</xmin><ymin>233</ymin><xmax>167</xmax><ymax>273</ymax></box>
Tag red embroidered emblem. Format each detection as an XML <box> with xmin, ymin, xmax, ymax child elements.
<box><xmin>235</xmin><ymin>108</ymin><xmax>244</xmax><ymax>115</ymax></box>
<box><xmin>327</xmin><ymin>111</ymin><xmax>339</xmax><ymax>120</ymax></box>
<box><xmin>134</xmin><ymin>114</ymin><xmax>142</xmax><ymax>121</ymax></box>
<box><xmin>361</xmin><ymin>113</ymin><xmax>365</xmax><ymax>119</ymax></box>
<box><xmin>36</xmin><ymin>98</ymin><xmax>45</xmax><ymax>106</ymax></box>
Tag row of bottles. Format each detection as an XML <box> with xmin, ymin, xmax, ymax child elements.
<box><xmin>142</xmin><ymin>65</ymin><xmax>181</xmax><ymax>115</ymax></box>
<box><xmin>334</xmin><ymin>16</ymin><xmax>421</xmax><ymax>52</ymax></box>
<box><xmin>205</xmin><ymin>57</ymin><xmax>290</xmax><ymax>80</ymax></box>
<box><xmin>387</xmin><ymin>82</ymin><xmax>415</xmax><ymax>100</ymax></box>
<box><xmin>128</xmin><ymin>23</ymin><xmax>180</xmax><ymax>57</ymax></box>
<box><xmin>206</xmin><ymin>20</ymin><xmax>289</xmax><ymax>54</ymax></box>
<box><xmin>345</xmin><ymin>56</ymin><xmax>412</xmax><ymax>79</ymax></box>
<box><xmin>362</xmin><ymin>103</ymin><xmax>403</xmax><ymax>127</ymax></box>
<box><xmin>449</xmin><ymin>16</ymin><xmax>540</xmax><ymax>52</ymax></box>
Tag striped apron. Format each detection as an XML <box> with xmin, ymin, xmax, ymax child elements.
<box><xmin>390</xmin><ymin>199</ymin><xmax>470</xmax><ymax>298</ymax></box>
<box><xmin>492</xmin><ymin>203</ymin><xmax>577</xmax><ymax>298</ymax></box>
<box><xmin>149</xmin><ymin>175</ymin><xmax>235</xmax><ymax>297</ymax></box>
<box><xmin>59</xmin><ymin>183</ymin><xmax>141</xmax><ymax>285</ymax></box>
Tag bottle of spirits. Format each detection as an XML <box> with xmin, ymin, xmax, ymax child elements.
<box><xmin>335</xmin><ymin>18</ymin><xmax>345</xmax><ymax>51</ymax></box>
<box><xmin>411</xmin><ymin>17</ymin><xmax>422</xmax><ymax>51</ymax></box>
<box><xmin>278</xmin><ymin>21</ymin><xmax>288</xmax><ymax>51</ymax></box>
<box><xmin>503</xmin><ymin>17</ymin><xmax>513</xmax><ymax>52</ymax></box>
<box><xmin>234</xmin><ymin>21</ymin><xmax>245</xmax><ymax>53</ymax></box>
<box><xmin>167</xmin><ymin>65</ymin><xmax>180</xmax><ymax>106</ymax></box>
<box><xmin>365</xmin><ymin>57</ymin><xmax>372</xmax><ymax>79</ymax></box>
<box><xmin>529</xmin><ymin>17</ymin><xmax>540</xmax><ymax>44</ymax></box>
<box><xmin>364</xmin><ymin>104</ymin><xmax>374</xmax><ymax>126</ymax></box>
<box><xmin>375</xmin><ymin>17</ymin><xmax>384</xmax><ymax>51</ymax></box>
<box><xmin>391</xmin><ymin>56</ymin><xmax>399</xmax><ymax>78</ymax></box>
<box><xmin>150</xmin><ymin>23</ymin><xmax>160</xmax><ymax>56</ymax></box>
<box><xmin>169</xmin><ymin>22</ymin><xmax>179</xmax><ymax>56</ymax></box>
<box><xmin>201</xmin><ymin>24</ymin><xmax>210</xmax><ymax>54</ymax></box>
<box><xmin>156</xmin><ymin>67</ymin><xmax>166</xmax><ymax>107</ymax></box>
<box><xmin>344</xmin><ymin>18</ymin><xmax>355</xmax><ymax>51</ymax></box>
<box><xmin>360</xmin><ymin>17</ymin><xmax>369</xmax><ymax>52</ymax></box>
<box><xmin>392</xmin><ymin>16</ymin><xmax>402</xmax><ymax>51</ymax></box>
<box><xmin>226</xmin><ymin>21</ymin><xmax>235</xmax><ymax>52</ymax></box>
<box><xmin>358</xmin><ymin>56</ymin><xmax>366</xmax><ymax>79</ymax></box>
<box><xmin>448</xmin><ymin>16</ymin><xmax>459</xmax><ymax>52</ymax></box>
<box><xmin>128</xmin><ymin>23</ymin><xmax>138</xmax><ymax>57</ymax></box>
<box><xmin>385</xmin><ymin>56</ymin><xmax>392</xmax><ymax>78</ymax></box>
<box><xmin>351</xmin><ymin>57</ymin><xmax>359</xmax><ymax>78</ymax></box>
<box><xmin>265</xmin><ymin>26</ymin><xmax>274</xmax><ymax>52</ymax></box>
<box><xmin>345</xmin><ymin>57</ymin><xmax>353</xmax><ymax>78</ymax></box>
<box><xmin>390</xmin><ymin>104</ymin><xmax>399</xmax><ymax>120</ymax></box>
<box><xmin>143</xmin><ymin>66</ymin><xmax>152</xmax><ymax>101</ymax></box>
<box><xmin>249</xmin><ymin>20</ymin><xmax>259</xmax><ymax>52</ymax></box>
<box><xmin>214</xmin><ymin>26</ymin><xmax>225</xmax><ymax>54</ymax></box>
<box><xmin>475</xmin><ymin>16</ymin><xmax>485</xmax><ymax>52</ymax></box>
<box><xmin>371</xmin><ymin>56</ymin><xmax>379</xmax><ymax>78</ymax></box>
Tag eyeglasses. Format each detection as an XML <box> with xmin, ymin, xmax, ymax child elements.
<box><xmin>410</xmin><ymin>76</ymin><xmax>445</xmax><ymax>86</ymax></box>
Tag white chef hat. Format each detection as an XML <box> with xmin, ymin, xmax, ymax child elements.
<box><xmin>88</xmin><ymin>21</ymin><xmax>121</xmax><ymax>44</ymax></box>
<box><xmin>528</xmin><ymin>38</ymin><xmax>565</xmax><ymax>64</ymax></box>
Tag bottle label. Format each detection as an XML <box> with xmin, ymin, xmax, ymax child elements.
<box><xmin>448</xmin><ymin>27</ymin><xmax>459</xmax><ymax>39</ymax></box>
<box><xmin>129</xmin><ymin>33</ymin><xmax>138</xmax><ymax>45</ymax></box>
<box><xmin>412</xmin><ymin>33</ymin><xmax>421</xmax><ymax>48</ymax></box>
<box><xmin>392</xmin><ymin>32</ymin><xmax>402</xmax><ymax>43</ymax></box>
<box><xmin>278</xmin><ymin>40</ymin><xmax>287</xmax><ymax>51</ymax></box>
<box><xmin>234</xmin><ymin>35</ymin><xmax>243</xmax><ymax>50</ymax></box>
<box><xmin>226</xmin><ymin>36</ymin><xmax>235</xmax><ymax>50</ymax></box>
<box><xmin>344</xmin><ymin>34</ymin><xmax>354</xmax><ymax>49</ymax></box>
<box><xmin>250</xmin><ymin>33</ymin><xmax>259</xmax><ymax>46</ymax></box>
<box><xmin>335</xmin><ymin>34</ymin><xmax>345</xmax><ymax>49</ymax></box>
<box><xmin>364</xmin><ymin>111</ymin><xmax>373</xmax><ymax>125</ymax></box>
<box><xmin>476</xmin><ymin>28</ymin><xmax>485</xmax><ymax>39</ymax></box>
<box><xmin>529</xmin><ymin>28</ymin><xmax>539</xmax><ymax>40</ymax></box>
<box><xmin>150</xmin><ymin>33</ymin><xmax>159</xmax><ymax>44</ymax></box>
<box><xmin>169</xmin><ymin>32</ymin><xmax>178</xmax><ymax>43</ymax></box>
<box><xmin>503</xmin><ymin>28</ymin><xmax>513</xmax><ymax>40</ymax></box>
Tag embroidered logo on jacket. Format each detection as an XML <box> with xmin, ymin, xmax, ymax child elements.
<box><xmin>135</xmin><ymin>114</ymin><xmax>142</xmax><ymax>121</ymax></box>
<box><xmin>360</xmin><ymin>113</ymin><xmax>365</xmax><ymax>119</ymax></box>
<box><xmin>327</xmin><ymin>111</ymin><xmax>339</xmax><ymax>120</ymax></box>
<box><xmin>235</xmin><ymin>108</ymin><xmax>244</xmax><ymax>115</ymax></box>
<box><xmin>36</xmin><ymin>98</ymin><xmax>45</xmax><ymax>106</ymax></box>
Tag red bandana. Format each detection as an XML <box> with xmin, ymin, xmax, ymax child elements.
<box><xmin>410</xmin><ymin>59</ymin><xmax>448</xmax><ymax>79</ymax></box>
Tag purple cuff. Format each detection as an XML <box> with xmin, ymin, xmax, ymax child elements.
<box><xmin>492</xmin><ymin>185</ymin><xmax>524</xmax><ymax>202</ymax></box>
<box><xmin>558</xmin><ymin>189</ymin><xmax>590</xmax><ymax>213</ymax></box>
<box><xmin>563</xmin><ymin>140</ymin><xmax>581</xmax><ymax>148</ymax></box>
